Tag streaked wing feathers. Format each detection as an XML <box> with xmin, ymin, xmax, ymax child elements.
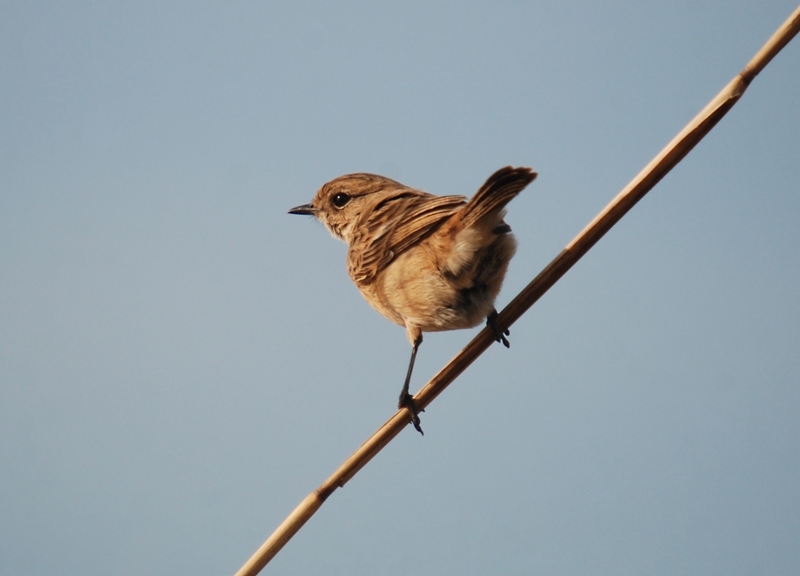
<box><xmin>348</xmin><ymin>193</ymin><xmax>466</xmax><ymax>284</ymax></box>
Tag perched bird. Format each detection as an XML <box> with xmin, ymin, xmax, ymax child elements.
<box><xmin>289</xmin><ymin>166</ymin><xmax>536</xmax><ymax>433</ymax></box>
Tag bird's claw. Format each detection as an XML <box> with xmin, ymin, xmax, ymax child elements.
<box><xmin>398</xmin><ymin>391</ymin><xmax>424</xmax><ymax>435</ymax></box>
<box><xmin>487</xmin><ymin>310</ymin><xmax>510</xmax><ymax>348</ymax></box>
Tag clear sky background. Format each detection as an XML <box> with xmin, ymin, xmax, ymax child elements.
<box><xmin>2</xmin><ymin>2</ymin><xmax>799</xmax><ymax>575</ymax></box>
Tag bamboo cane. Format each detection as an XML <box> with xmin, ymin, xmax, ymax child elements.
<box><xmin>234</xmin><ymin>6</ymin><xmax>800</xmax><ymax>575</ymax></box>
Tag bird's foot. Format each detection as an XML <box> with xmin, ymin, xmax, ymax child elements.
<box><xmin>487</xmin><ymin>309</ymin><xmax>510</xmax><ymax>348</ymax></box>
<box><xmin>398</xmin><ymin>391</ymin><xmax>424</xmax><ymax>435</ymax></box>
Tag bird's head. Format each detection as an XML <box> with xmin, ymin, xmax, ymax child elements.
<box><xmin>289</xmin><ymin>173</ymin><xmax>407</xmax><ymax>244</ymax></box>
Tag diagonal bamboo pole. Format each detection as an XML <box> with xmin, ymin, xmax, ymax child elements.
<box><xmin>235</xmin><ymin>6</ymin><xmax>800</xmax><ymax>575</ymax></box>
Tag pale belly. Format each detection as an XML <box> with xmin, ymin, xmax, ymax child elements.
<box><xmin>356</xmin><ymin>232</ymin><xmax>516</xmax><ymax>333</ymax></box>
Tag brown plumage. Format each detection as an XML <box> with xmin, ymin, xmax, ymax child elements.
<box><xmin>289</xmin><ymin>166</ymin><xmax>537</xmax><ymax>433</ymax></box>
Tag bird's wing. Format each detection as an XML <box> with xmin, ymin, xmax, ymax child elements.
<box><xmin>348</xmin><ymin>192</ymin><xmax>466</xmax><ymax>285</ymax></box>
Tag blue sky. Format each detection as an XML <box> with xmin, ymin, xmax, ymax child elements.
<box><xmin>2</xmin><ymin>2</ymin><xmax>799</xmax><ymax>575</ymax></box>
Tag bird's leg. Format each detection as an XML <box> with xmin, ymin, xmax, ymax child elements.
<box><xmin>486</xmin><ymin>308</ymin><xmax>510</xmax><ymax>348</ymax></box>
<box><xmin>398</xmin><ymin>333</ymin><xmax>424</xmax><ymax>435</ymax></box>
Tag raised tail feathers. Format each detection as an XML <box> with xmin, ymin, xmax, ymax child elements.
<box><xmin>459</xmin><ymin>166</ymin><xmax>536</xmax><ymax>230</ymax></box>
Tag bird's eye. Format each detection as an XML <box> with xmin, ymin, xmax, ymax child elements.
<box><xmin>332</xmin><ymin>193</ymin><xmax>351</xmax><ymax>209</ymax></box>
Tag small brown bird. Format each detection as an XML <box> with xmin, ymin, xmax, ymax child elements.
<box><xmin>289</xmin><ymin>166</ymin><xmax>536</xmax><ymax>433</ymax></box>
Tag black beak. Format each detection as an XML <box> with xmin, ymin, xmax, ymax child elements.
<box><xmin>288</xmin><ymin>203</ymin><xmax>318</xmax><ymax>216</ymax></box>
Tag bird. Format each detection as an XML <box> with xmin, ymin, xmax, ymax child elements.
<box><xmin>289</xmin><ymin>166</ymin><xmax>536</xmax><ymax>433</ymax></box>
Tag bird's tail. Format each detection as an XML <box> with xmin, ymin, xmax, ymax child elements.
<box><xmin>459</xmin><ymin>166</ymin><xmax>537</xmax><ymax>230</ymax></box>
